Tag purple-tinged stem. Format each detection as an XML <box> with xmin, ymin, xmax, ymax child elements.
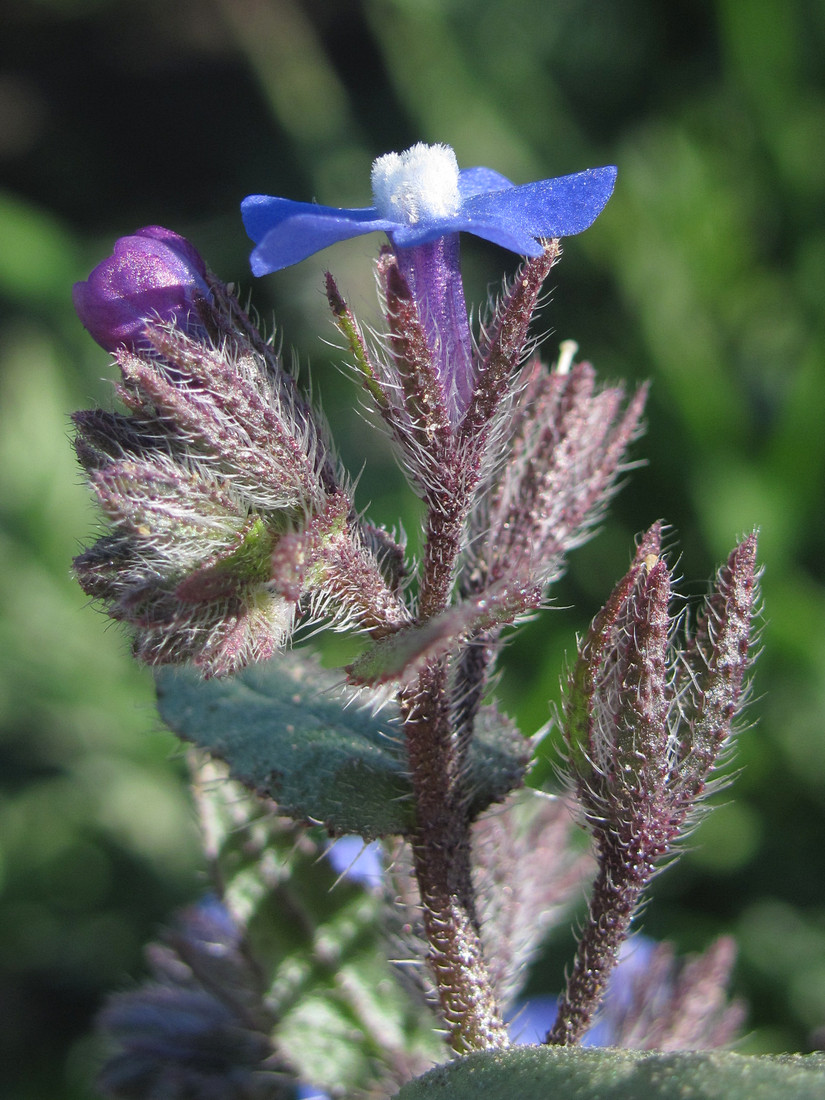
<box><xmin>416</xmin><ymin>478</ymin><xmax>468</xmax><ymax>622</ymax></box>
<box><xmin>398</xmin><ymin>375</ymin><xmax>507</xmax><ymax>1049</ymax></box>
<box><xmin>402</xmin><ymin>663</ymin><xmax>509</xmax><ymax>1052</ymax></box>
<box><xmin>545</xmin><ymin>838</ymin><xmax>650</xmax><ymax>1046</ymax></box>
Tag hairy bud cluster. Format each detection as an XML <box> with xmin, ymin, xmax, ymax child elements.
<box><xmin>548</xmin><ymin>523</ymin><xmax>759</xmax><ymax>1045</ymax></box>
<box><xmin>564</xmin><ymin>522</ymin><xmax>759</xmax><ymax>848</ymax></box>
<box><xmin>73</xmin><ymin>230</ymin><xmax>405</xmax><ymax>676</ymax></box>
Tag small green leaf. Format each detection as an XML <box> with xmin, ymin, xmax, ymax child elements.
<box><xmin>466</xmin><ymin>706</ymin><xmax>530</xmax><ymax>817</ymax></box>
<box><xmin>393</xmin><ymin>1046</ymin><xmax>825</xmax><ymax>1100</ymax></box>
<box><xmin>157</xmin><ymin>652</ymin><xmax>529</xmax><ymax>837</ymax></box>
<box><xmin>326</xmin><ymin>271</ymin><xmax>390</xmax><ymax>410</ymax></box>
<box><xmin>347</xmin><ymin>580</ymin><xmax>541</xmax><ymax>687</ymax></box>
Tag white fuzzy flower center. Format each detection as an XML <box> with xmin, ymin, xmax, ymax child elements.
<box><xmin>371</xmin><ymin>143</ymin><xmax>461</xmax><ymax>225</ymax></box>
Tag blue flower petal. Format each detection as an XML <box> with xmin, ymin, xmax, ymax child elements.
<box><xmin>390</xmin><ymin>218</ymin><xmax>544</xmax><ymax>256</ymax></box>
<box><xmin>242</xmin><ymin>157</ymin><xmax>617</xmax><ymax>273</ymax></box>
<box><xmin>325</xmin><ymin>835</ymin><xmax>383</xmax><ymax>886</ymax></box>
<box><xmin>458</xmin><ymin>165</ymin><xmax>514</xmax><ymax>199</ymax></box>
<box><xmin>241</xmin><ymin>195</ymin><xmax>392</xmax><ymax>275</ymax></box>
<box><xmin>463</xmin><ymin>165</ymin><xmax>618</xmax><ymax>242</ymax></box>
<box><xmin>508</xmin><ymin>995</ymin><xmax>559</xmax><ymax>1045</ymax></box>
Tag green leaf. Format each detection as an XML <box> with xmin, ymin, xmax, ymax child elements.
<box><xmin>157</xmin><ymin>651</ymin><xmax>412</xmax><ymax>838</ymax></box>
<box><xmin>467</xmin><ymin>706</ymin><xmax>530</xmax><ymax>816</ymax></box>
<box><xmin>393</xmin><ymin>1046</ymin><xmax>825</xmax><ymax>1100</ymax></box>
<box><xmin>346</xmin><ymin>580</ymin><xmax>541</xmax><ymax>687</ymax></box>
<box><xmin>157</xmin><ymin>652</ymin><xmax>528</xmax><ymax>838</ymax></box>
<box><xmin>191</xmin><ymin>757</ymin><xmax>445</xmax><ymax>1097</ymax></box>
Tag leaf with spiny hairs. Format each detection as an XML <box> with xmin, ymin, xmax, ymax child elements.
<box><xmin>156</xmin><ymin>651</ymin><xmax>531</xmax><ymax>837</ymax></box>
<box><xmin>392</xmin><ymin>1047</ymin><xmax>825</xmax><ymax>1100</ymax></box>
<box><xmin>157</xmin><ymin>651</ymin><xmax>412</xmax><ymax>839</ymax></box>
<box><xmin>673</xmin><ymin>532</ymin><xmax>759</xmax><ymax>796</ymax></box>
<box><xmin>326</xmin><ymin>271</ymin><xmax>391</xmax><ymax>411</ymax></box>
<box><xmin>465</xmin><ymin>705</ymin><xmax>531</xmax><ymax>815</ymax></box>
<box><xmin>563</xmin><ymin>524</ymin><xmax>663</xmax><ymax>778</ymax></box>
<box><xmin>345</xmin><ymin>579</ymin><xmax>541</xmax><ymax>687</ymax></box>
<box><xmin>379</xmin><ymin>254</ymin><xmax>452</xmax><ymax>453</ymax></box>
<box><xmin>461</xmin><ymin>242</ymin><xmax>560</xmax><ymax>443</ymax></box>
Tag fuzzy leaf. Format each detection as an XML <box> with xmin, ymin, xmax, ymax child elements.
<box><xmin>156</xmin><ymin>652</ymin><xmax>528</xmax><ymax>837</ymax></box>
<box><xmin>393</xmin><ymin>1047</ymin><xmax>825</xmax><ymax>1100</ymax></box>
<box><xmin>157</xmin><ymin>652</ymin><xmax>411</xmax><ymax>838</ymax></box>
<box><xmin>467</xmin><ymin>705</ymin><xmax>530</xmax><ymax>814</ymax></box>
<box><xmin>346</xmin><ymin>580</ymin><xmax>541</xmax><ymax>687</ymax></box>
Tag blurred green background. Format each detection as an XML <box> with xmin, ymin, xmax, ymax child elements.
<box><xmin>2</xmin><ymin>0</ymin><xmax>825</xmax><ymax>1095</ymax></box>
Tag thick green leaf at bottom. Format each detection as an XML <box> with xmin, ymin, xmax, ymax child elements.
<box><xmin>393</xmin><ymin>1046</ymin><xmax>825</xmax><ymax>1100</ymax></box>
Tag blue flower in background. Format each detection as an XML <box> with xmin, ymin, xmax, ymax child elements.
<box><xmin>242</xmin><ymin>143</ymin><xmax>617</xmax><ymax>275</ymax></box>
<box><xmin>325</xmin><ymin>835</ymin><xmax>383</xmax><ymax>887</ymax></box>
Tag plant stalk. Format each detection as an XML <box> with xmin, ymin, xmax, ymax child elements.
<box><xmin>545</xmin><ymin>840</ymin><xmax>648</xmax><ymax>1045</ymax></box>
<box><xmin>402</xmin><ymin>662</ymin><xmax>508</xmax><ymax>1052</ymax></box>
<box><xmin>401</xmin><ymin>472</ymin><xmax>508</xmax><ymax>1052</ymax></box>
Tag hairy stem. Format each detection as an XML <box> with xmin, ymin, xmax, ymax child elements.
<box><xmin>402</xmin><ymin>663</ymin><xmax>508</xmax><ymax>1052</ymax></box>
<box><xmin>400</xmin><ymin>459</ymin><xmax>507</xmax><ymax>1051</ymax></box>
<box><xmin>545</xmin><ymin>839</ymin><xmax>649</xmax><ymax>1045</ymax></box>
<box><xmin>417</xmin><ymin>508</ymin><xmax>466</xmax><ymax>622</ymax></box>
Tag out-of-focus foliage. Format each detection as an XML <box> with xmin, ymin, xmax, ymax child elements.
<box><xmin>1</xmin><ymin>0</ymin><xmax>824</xmax><ymax>1096</ymax></box>
<box><xmin>188</xmin><ymin>760</ymin><xmax>444</xmax><ymax>1097</ymax></box>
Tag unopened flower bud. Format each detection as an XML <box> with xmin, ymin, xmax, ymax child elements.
<box><xmin>564</xmin><ymin>523</ymin><xmax>670</xmax><ymax>805</ymax></box>
<box><xmin>548</xmin><ymin>527</ymin><xmax>759</xmax><ymax>1045</ymax></box>
<box><xmin>563</xmin><ymin>524</ymin><xmax>759</xmax><ymax>849</ymax></box>
<box><xmin>73</xmin><ymin>225</ymin><xmax>210</xmax><ymax>352</ymax></box>
<box><xmin>72</xmin><ymin>230</ymin><xmax>408</xmax><ymax>674</ymax></box>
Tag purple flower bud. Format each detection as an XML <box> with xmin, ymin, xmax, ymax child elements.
<box><xmin>71</xmin><ymin>253</ymin><xmax>406</xmax><ymax>675</ymax></box>
<box><xmin>73</xmin><ymin>226</ymin><xmax>210</xmax><ymax>352</ymax></box>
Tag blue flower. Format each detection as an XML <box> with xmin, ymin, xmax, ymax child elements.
<box><xmin>242</xmin><ymin>144</ymin><xmax>616</xmax><ymax>426</ymax></box>
<box><xmin>242</xmin><ymin>142</ymin><xmax>616</xmax><ymax>275</ymax></box>
<box><xmin>325</xmin><ymin>835</ymin><xmax>383</xmax><ymax>887</ymax></box>
<box><xmin>508</xmin><ymin>937</ymin><xmax>658</xmax><ymax>1047</ymax></box>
